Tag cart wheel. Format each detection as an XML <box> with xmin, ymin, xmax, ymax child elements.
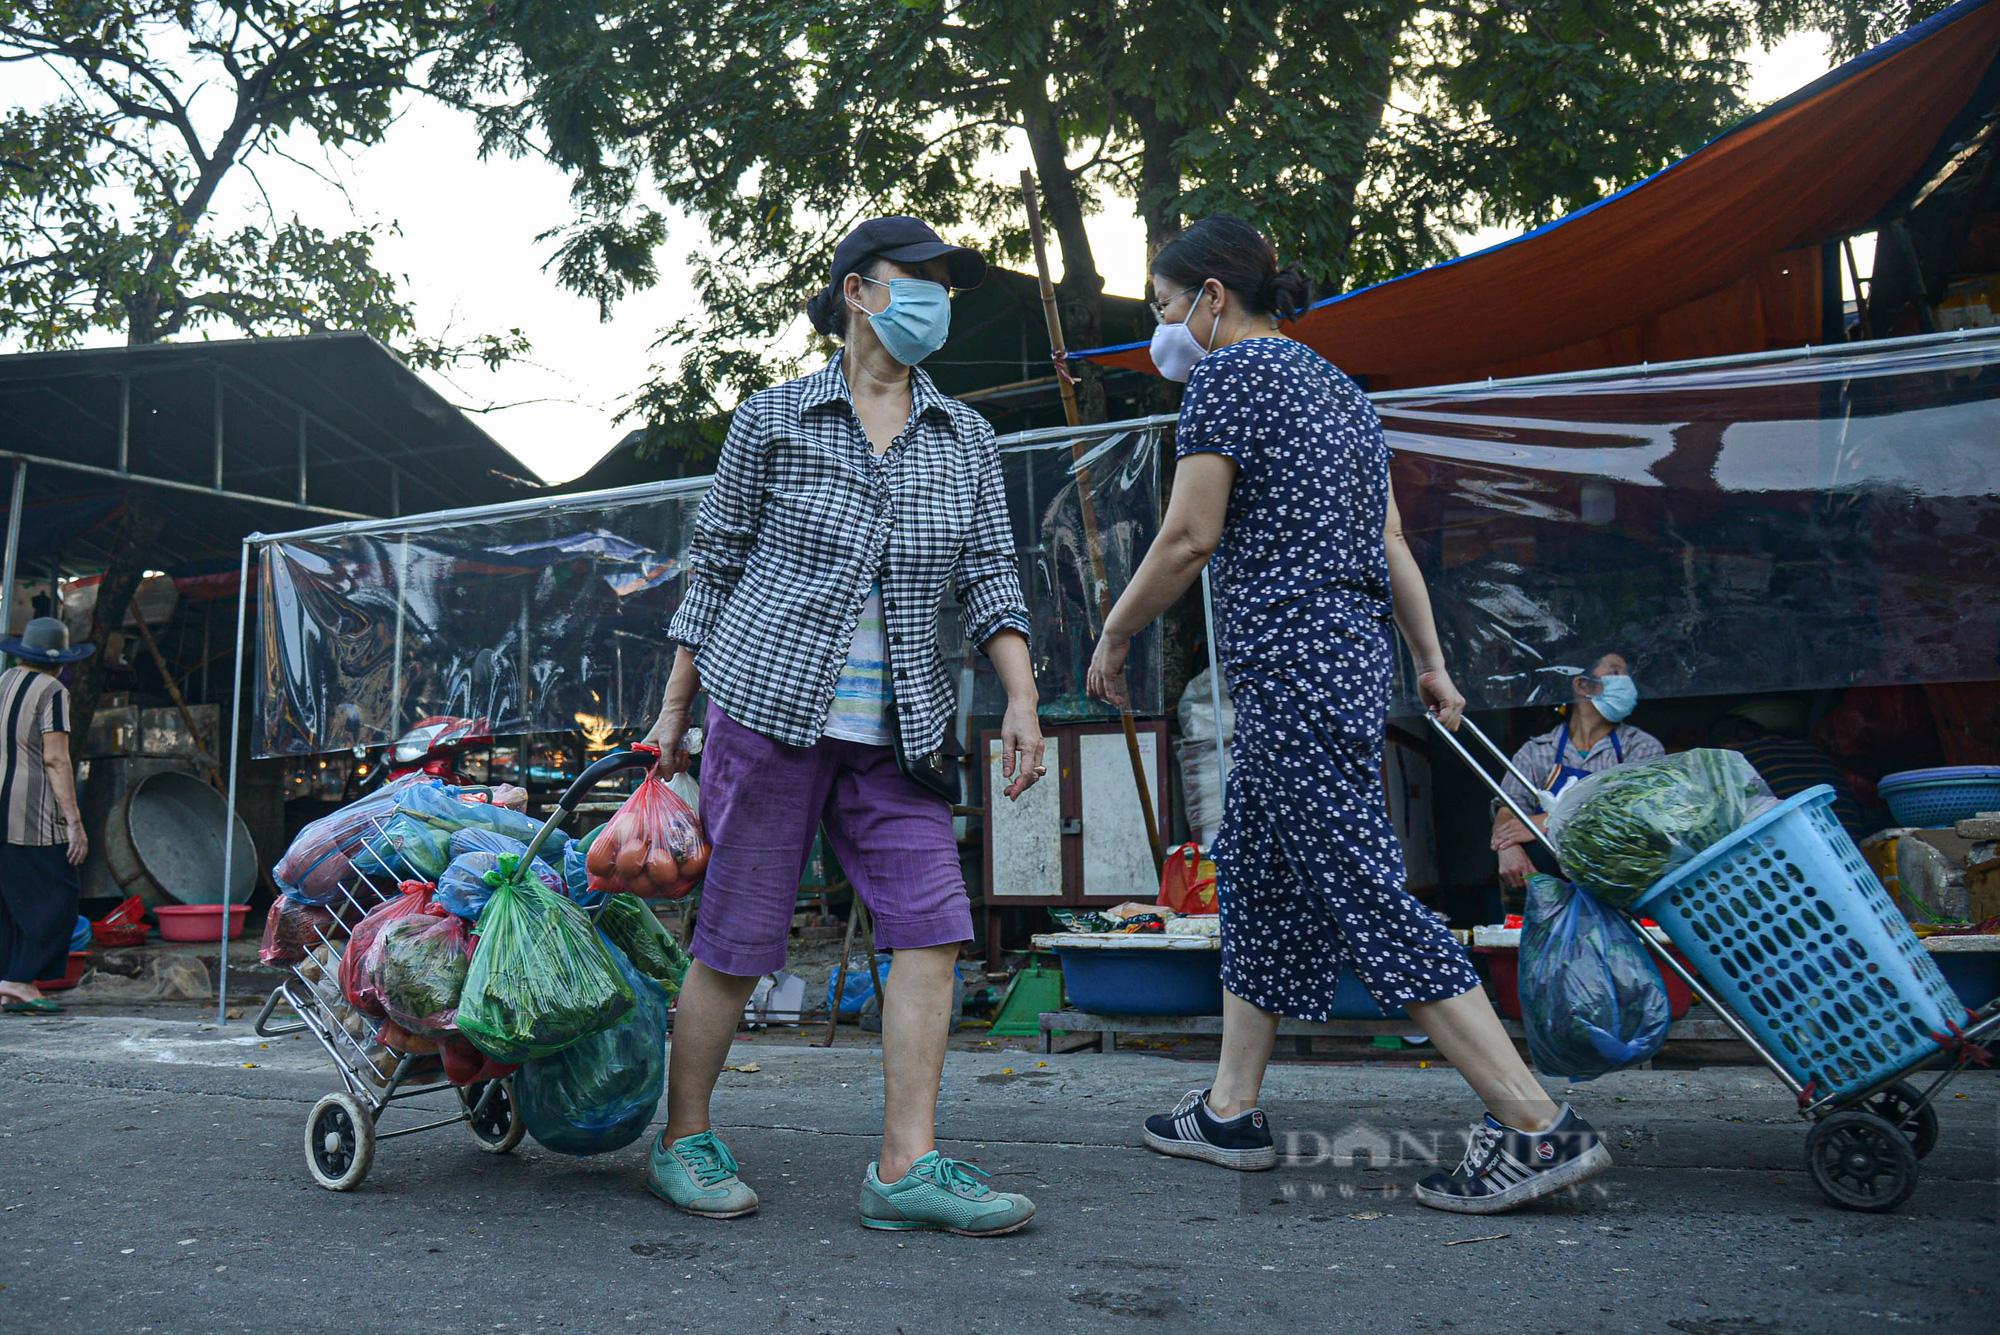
<box><xmin>305</xmin><ymin>1092</ymin><xmax>376</xmax><ymax>1191</ymax></box>
<box><xmin>461</xmin><ymin>1078</ymin><xmax>525</xmax><ymax>1154</ymax></box>
<box><xmin>1806</xmin><ymin>1110</ymin><xmax>1919</xmax><ymax>1212</ymax></box>
<box><xmin>1861</xmin><ymin>1081</ymin><xmax>1940</xmax><ymax>1160</ymax></box>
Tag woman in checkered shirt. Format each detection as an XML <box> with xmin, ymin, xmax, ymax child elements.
<box><xmin>637</xmin><ymin>217</ymin><xmax>1045</xmax><ymax>1236</ymax></box>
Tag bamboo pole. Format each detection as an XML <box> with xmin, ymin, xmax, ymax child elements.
<box><xmin>130</xmin><ymin>612</ymin><xmax>225</xmax><ymax>793</ymax></box>
<box><xmin>1020</xmin><ymin>170</ymin><xmax>1164</xmax><ymax>877</ymax></box>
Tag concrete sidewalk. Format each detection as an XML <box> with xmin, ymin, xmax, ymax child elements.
<box><xmin>0</xmin><ymin>1014</ymin><xmax>1993</xmax><ymax>1333</ymax></box>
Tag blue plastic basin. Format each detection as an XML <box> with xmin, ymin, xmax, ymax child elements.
<box><xmin>1055</xmin><ymin>946</ymin><xmax>1223</xmax><ymax>1016</ymax></box>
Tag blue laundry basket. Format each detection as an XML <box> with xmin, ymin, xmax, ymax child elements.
<box><xmin>1631</xmin><ymin>787</ymin><xmax>1963</xmax><ymax>1101</ymax></box>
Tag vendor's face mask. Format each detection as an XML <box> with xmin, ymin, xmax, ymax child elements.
<box><xmin>1589</xmin><ymin>673</ymin><xmax>1639</xmax><ymax>722</ymax></box>
<box><xmin>850</xmin><ymin>275</ymin><xmax>952</xmax><ymax>365</ymax></box>
<box><xmin>1149</xmin><ymin>282</ymin><xmax>1222</xmax><ymax>383</ymax></box>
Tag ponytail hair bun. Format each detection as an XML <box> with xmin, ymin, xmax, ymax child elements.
<box><xmin>805</xmin><ymin>284</ymin><xmax>846</xmax><ymax>338</ymax></box>
<box><xmin>1264</xmin><ymin>268</ymin><xmax>1315</xmax><ymax>324</ymax></box>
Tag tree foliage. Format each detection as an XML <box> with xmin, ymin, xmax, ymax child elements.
<box><xmin>0</xmin><ymin>0</ymin><xmax>524</xmax><ymax>368</ymax></box>
<box><xmin>447</xmin><ymin>0</ymin><xmax>1927</xmax><ymax>453</ymax></box>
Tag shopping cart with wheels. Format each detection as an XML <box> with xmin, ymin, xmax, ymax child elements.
<box><xmin>255</xmin><ymin>744</ymin><xmax>662</xmax><ymax>1191</ymax></box>
<box><xmin>1431</xmin><ymin>715</ymin><xmax>1998</xmax><ymax>1212</ymax></box>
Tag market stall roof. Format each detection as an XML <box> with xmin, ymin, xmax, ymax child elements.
<box><xmin>0</xmin><ymin>332</ymin><xmax>541</xmax><ymax>525</ymax></box>
<box><xmin>1077</xmin><ymin>0</ymin><xmax>2000</xmax><ymax>389</ymax></box>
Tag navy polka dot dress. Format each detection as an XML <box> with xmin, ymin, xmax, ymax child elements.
<box><xmin>1179</xmin><ymin>337</ymin><xmax>1481</xmax><ymax>1021</ymax></box>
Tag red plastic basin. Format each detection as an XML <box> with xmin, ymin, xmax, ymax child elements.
<box><xmin>35</xmin><ymin>950</ymin><xmax>90</xmax><ymax>991</ymax></box>
<box><xmin>1476</xmin><ymin>944</ymin><xmax>1694</xmax><ymax>1022</ymax></box>
<box><xmin>152</xmin><ymin>903</ymin><xmax>251</xmax><ymax>942</ymax></box>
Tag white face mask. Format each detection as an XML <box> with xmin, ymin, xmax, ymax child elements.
<box><xmin>1149</xmin><ymin>295</ymin><xmax>1222</xmax><ymax>383</ymax></box>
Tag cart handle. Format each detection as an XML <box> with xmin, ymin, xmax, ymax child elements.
<box><xmin>519</xmin><ymin>744</ymin><xmax>663</xmax><ymax>864</ymax></box>
<box><xmin>1424</xmin><ymin>713</ymin><xmax>1562</xmax><ymax>860</ymax></box>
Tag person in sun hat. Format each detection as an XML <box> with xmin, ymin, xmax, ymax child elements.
<box><xmin>637</xmin><ymin>216</ymin><xmax>1043</xmax><ymax>1235</ymax></box>
<box><xmin>0</xmin><ymin>617</ymin><xmax>94</xmax><ymax>1015</ymax></box>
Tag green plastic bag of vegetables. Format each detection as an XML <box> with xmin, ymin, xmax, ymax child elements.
<box><xmin>1548</xmin><ymin>749</ymin><xmax>1770</xmax><ymax>909</ymax></box>
<box><xmin>597</xmin><ymin>894</ymin><xmax>690</xmax><ymax>996</ymax></box>
<box><xmin>515</xmin><ymin>933</ymin><xmax>668</xmax><ymax>1156</ymax></box>
<box><xmin>456</xmin><ymin>857</ymin><xmax>635</xmax><ymax>1063</ymax></box>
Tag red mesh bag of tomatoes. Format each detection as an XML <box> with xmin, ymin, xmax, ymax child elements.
<box><xmin>584</xmin><ymin>768</ymin><xmax>710</xmax><ymax>899</ymax></box>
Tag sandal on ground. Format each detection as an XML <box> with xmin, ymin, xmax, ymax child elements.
<box><xmin>3</xmin><ymin>998</ymin><xmax>62</xmax><ymax>1014</ymax></box>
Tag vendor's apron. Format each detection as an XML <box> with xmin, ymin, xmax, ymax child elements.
<box><xmin>1540</xmin><ymin>721</ymin><xmax>1621</xmax><ymax>809</ymax></box>
<box><xmin>1522</xmin><ymin>723</ymin><xmax>1622</xmax><ymax>878</ymax></box>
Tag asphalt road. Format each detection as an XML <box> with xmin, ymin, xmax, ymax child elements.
<box><xmin>0</xmin><ymin>1014</ymin><xmax>1993</xmax><ymax>1334</ymax></box>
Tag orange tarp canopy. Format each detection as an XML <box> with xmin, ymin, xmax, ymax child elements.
<box><xmin>1079</xmin><ymin>0</ymin><xmax>2000</xmax><ymax>388</ymax></box>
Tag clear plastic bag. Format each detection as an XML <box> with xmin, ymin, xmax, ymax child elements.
<box><xmin>456</xmin><ymin>869</ymin><xmax>636</xmax><ymax>1064</ymax></box>
<box><xmin>514</xmin><ymin>935</ymin><xmax>668</xmax><ymax>1156</ymax></box>
<box><xmin>584</xmin><ymin>769</ymin><xmax>710</xmax><ymax>899</ymax></box>
<box><xmin>1548</xmin><ymin>748</ymin><xmax>1771</xmax><ymax>909</ymax></box>
<box><xmin>1518</xmin><ymin>874</ymin><xmax>1672</xmax><ymax>1080</ymax></box>
<box><xmin>371</xmin><ymin>910</ymin><xmax>475</xmax><ymax>1036</ymax></box>
<box><xmin>596</xmin><ymin>894</ymin><xmax>690</xmax><ymax>996</ymax></box>
<box><xmin>340</xmin><ymin>882</ymin><xmax>438</xmax><ymax>1019</ymax></box>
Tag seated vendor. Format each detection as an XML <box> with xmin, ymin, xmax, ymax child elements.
<box><xmin>1709</xmin><ymin>710</ymin><xmax>1870</xmax><ymax>838</ymax></box>
<box><xmin>1491</xmin><ymin>651</ymin><xmax>1664</xmax><ymax>910</ymax></box>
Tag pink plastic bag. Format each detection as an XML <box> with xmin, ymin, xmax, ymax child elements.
<box><xmin>584</xmin><ymin>769</ymin><xmax>710</xmax><ymax>900</ymax></box>
<box><xmin>340</xmin><ymin>882</ymin><xmax>438</xmax><ymax>1019</ymax></box>
<box><xmin>371</xmin><ymin>910</ymin><xmax>476</xmax><ymax>1036</ymax></box>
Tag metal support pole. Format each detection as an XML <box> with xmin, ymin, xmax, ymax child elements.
<box><xmin>296</xmin><ymin>412</ymin><xmax>308</xmax><ymax>507</ymax></box>
<box><xmin>390</xmin><ymin>467</ymin><xmax>401</xmax><ymax>518</ymax></box>
<box><xmin>116</xmin><ymin>376</ymin><xmax>131</xmax><ymax>473</ymax></box>
<box><xmin>215</xmin><ymin>541</ymin><xmax>252</xmax><ymax>1026</ymax></box>
<box><xmin>1200</xmin><ymin>568</ymin><xmax>1229</xmax><ymax>789</ymax></box>
<box><xmin>389</xmin><ymin>538</ymin><xmax>410</xmax><ymax>734</ymax></box>
<box><xmin>212</xmin><ymin>374</ymin><xmax>226</xmax><ymax>491</ymax></box>
<box><xmin>0</xmin><ymin>461</ymin><xmax>27</xmax><ymax>648</ymax></box>
<box><xmin>517</xmin><ymin>590</ymin><xmax>533</xmax><ymax>780</ymax></box>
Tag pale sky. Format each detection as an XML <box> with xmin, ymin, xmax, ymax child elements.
<box><xmin>9</xmin><ymin>33</ymin><xmax>1851</xmax><ymax>484</ymax></box>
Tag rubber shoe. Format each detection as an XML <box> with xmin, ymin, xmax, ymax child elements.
<box><xmin>645</xmin><ymin>1130</ymin><xmax>758</xmax><ymax>1219</ymax></box>
<box><xmin>859</xmin><ymin>1152</ymin><xmax>1035</xmax><ymax>1236</ymax></box>
<box><xmin>1414</xmin><ymin>1104</ymin><xmax>1612</xmax><ymax>1215</ymax></box>
<box><xmin>1142</xmin><ymin>1088</ymin><xmax>1277</xmax><ymax>1170</ymax></box>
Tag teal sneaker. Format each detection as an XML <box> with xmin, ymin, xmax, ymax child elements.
<box><xmin>645</xmin><ymin>1130</ymin><xmax>758</xmax><ymax>1219</ymax></box>
<box><xmin>858</xmin><ymin>1152</ymin><xmax>1036</xmax><ymax>1236</ymax></box>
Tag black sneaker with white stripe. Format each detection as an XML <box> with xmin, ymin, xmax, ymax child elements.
<box><xmin>1142</xmin><ymin>1089</ymin><xmax>1277</xmax><ymax>1170</ymax></box>
<box><xmin>1414</xmin><ymin>1104</ymin><xmax>1611</xmax><ymax>1214</ymax></box>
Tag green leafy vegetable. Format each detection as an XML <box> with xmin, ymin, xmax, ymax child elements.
<box><xmin>1548</xmin><ymin>749</ymin><xmax>1768</xmax><ymax>909</ymax></box>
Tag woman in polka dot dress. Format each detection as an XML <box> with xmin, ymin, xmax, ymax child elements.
<box><xmin>1087</xmin><ymin>217</ymin><xmax>1610</xmax><ymax>1214</ymax></box>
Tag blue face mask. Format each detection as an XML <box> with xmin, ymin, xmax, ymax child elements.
<box><xmin>850</xmin><ymin>276</ymin><xmax>951</xmax><ymax>365</ymax></box>
<box><xmin>1594</xmin><ymin>674</ymin><xmax>1639</xmax><ymax>722</ymax></box>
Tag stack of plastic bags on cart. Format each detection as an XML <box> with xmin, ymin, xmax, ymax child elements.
<box><xmin>262</xmin><ymin>768</ymin><xmax>705</xmax><ymax>1156</ymax></box>
<box><xmin>1521</xmin><ymin>750</ymin><xmax>1773</xmax><ymax>1082</ymax></box>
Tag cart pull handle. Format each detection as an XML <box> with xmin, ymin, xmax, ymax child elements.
<box><xmin>1424</xmin><ymin>713</ymin><xmax>1562</xmax><ymax>860</ymax></box>
<box><xmin>555</xmin><ymin>745</ymin><xmax>662</xmax><ymax>812</ymax></box>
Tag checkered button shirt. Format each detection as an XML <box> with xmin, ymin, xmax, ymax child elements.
<box><xmin>667</xmin><ymin>355</ymin><xmax>1029</xmax><ymax>754</ymax></box>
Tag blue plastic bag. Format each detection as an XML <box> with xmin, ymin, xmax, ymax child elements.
<box><xmin>514</xmin><ymin>934</ymin><xmax>668</xmax><ymax>1156</ymax></box>
<box><xmin>351</xmin><ymin>812</ymin><xmax>453</xmax><ymax>884</ymax></box>
<box><xmin>1518</xmin><ymin>874</ymin><xmax>1672</xmax><ymax>1080</ymax></box>
<box><xmin>435</xmin><ymin>847</ymin><xmax>561</xmax><ymax>921</ymax></box>
<box><xmin>826</xmin><ymin>953</ymin><xmax>893</xmax><ymax>1018</ymax></box>
<box><xmin>71</xmin><ymin>914</ymin><xmax>92</xmax><ymax>952</ymax></box>
<box><xmin>401</xmin><ymin>785</ymin><xmax>567</xmax><ymax>859</ymax></box>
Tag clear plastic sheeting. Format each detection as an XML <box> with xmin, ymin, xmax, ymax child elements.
<box><xmin>252</xmin><ymin>427</ymin><xmax>1162</xmax><ymax>757</ymax></box>
<box><xmin>1379</xmin><ymin>329</ymin><xmax>2000</xmax><ymax>714</ymax></box>
<box><xmin>256</xmin><ymin>482</ymin><xmax>707</xmax><ymax>757</ymax></box>
<box><xmin>942</xmin><ymin>422</ymin><xmax>1164</xmax><ymax>724</ymax></box>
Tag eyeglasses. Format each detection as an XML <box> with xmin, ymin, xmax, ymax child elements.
<box><xmin>1149</xmin><ymin>283</ymin><xmax>1202</xmax><ymax>324</ymax></box>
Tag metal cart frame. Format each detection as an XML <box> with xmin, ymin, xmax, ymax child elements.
<box><xmin>1431</xmin><ymin>715</ymin><xmax>1999</xmax><ymax>1210</ymax></box>
<box><xmin>256</xmin><ymin>745</ymin><xmax>660</xmax><ymax>1190</ymax></box>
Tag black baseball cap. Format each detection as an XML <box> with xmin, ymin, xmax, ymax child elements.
<box><xmin>829</xmin><ymin>217</ymin><xmax>987</xmax><ymax>290</ymax></box>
